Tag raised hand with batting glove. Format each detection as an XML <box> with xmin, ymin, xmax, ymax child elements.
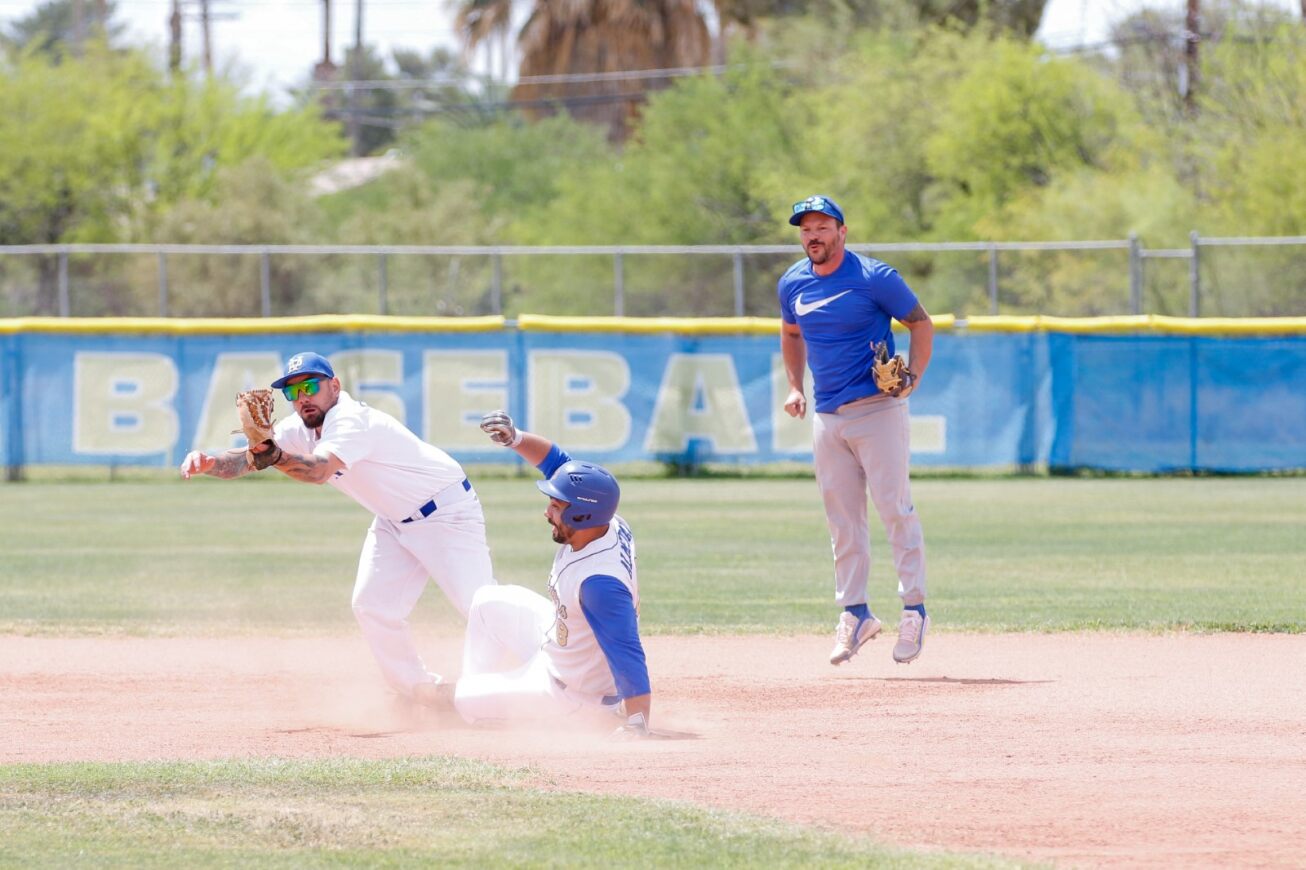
<box><xmin>480</xmin><ymin>410</ymin><xmax>523</xmax><ymax>447</ymax></box>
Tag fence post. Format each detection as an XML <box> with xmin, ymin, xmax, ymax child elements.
<box><xmin>377</xmin><ymin>254</ymin><xmax>388</xmax><ymax>315</ymax></box>
<box><xmin>613</xmin><ymin>250</ymin><xmax>625</xmax><ymax>317</ymax></box>
<box><xmin>490</xmin><ymin>252</ymin><xmax>503</xmax><ymax>315</ymax></box>
<box><xmin>57</xmin><ymin>250</ymin><xmax>70</xmax><ymax>317</ymax></box>
<box><xmin>260</xmin><ymin>250</ymin><xmax>272</xmax><ymax>317</ymax></box>
<box><xmin>157</xmin><ymin>253</ymin><xmax>169</xmax><ymax>317</ymax></box>
<box><xmin>987</xmin><ymin>244</ymin><xmax>999</xmax><ymax>315</ymax></box>
<box><xmin>732</xmin><ymin>251</ymin><xmax>745</xmax><ymax>316</ymax></box>
<box><xmin>1188</xmin><ymin>231</ymin><xmax>1200</xmax><ymax>317</ymax></box>
<box><xmin>1128</xmin><ymin>233</ymin><xmax>1141</xmax><ymax>315</ymax></box>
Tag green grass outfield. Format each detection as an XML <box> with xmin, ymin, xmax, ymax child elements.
<box><xmin>1</xmin><ymin>475</ymin><xmax>1300</xmax><ymax>868</ymax></box>
<box><xmin>0</xmin><ymin>759</ymin><xmax>1015</xmax><ymax>869</ymax></box>
<box><xmin>0</xmin><ymin>476</ymin><xmax>1302</xmax><ymax>635</ymax></box>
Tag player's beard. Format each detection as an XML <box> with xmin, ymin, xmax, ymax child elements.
<box><xmin>548</xmin><ymin>518</ymin><xmax>569</xmax><ymax>545</ymax></box>
<box><xmin>807</xmin><ymin>241</ymin><xmax>832</xmax><ymax>265</ymax></box>
<box><xmin>298</xmin><ymin>405</ymin><xmax>326</xmax><ymax>429</ymax></box>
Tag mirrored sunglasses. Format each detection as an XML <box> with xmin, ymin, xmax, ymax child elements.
<box><xmin>792</xmin><ymin>196</ymin><xmax>827</xmax><ymax>214</ymax></box>
<box><xmin>282</xmin><ymin>378</ymin><xmax>323</xmax><ymax>401</ymax></box>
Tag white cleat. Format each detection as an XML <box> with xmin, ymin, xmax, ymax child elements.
<box><xmin>892</xmin><ymin>611</ymin><xmax>930</xmax><ymax>664</ymax></box>
<box><xmin>829</xmin><ymin>612</ymin><xmax>882</xmax><ymax>665</ymax></box>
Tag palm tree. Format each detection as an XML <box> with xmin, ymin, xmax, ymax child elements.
<box><xmin>453</xmin><ymin>0</ymin><xmax>711</xmax><ymax>141</ymax></box>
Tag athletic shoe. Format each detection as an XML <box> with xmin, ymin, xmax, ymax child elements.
<box><xmin>892</xmin><ymin>611</ymin><xmax>930</xmax><ymax>664</ymax></box>
<box><xmin>412</xmin><ymin>680</ymin><xmax>456</xmax><ymax>712</ymax></box>
<box><xmin>829</xmin><ymin>612</ymin><xmax>882</xmax><ymax>665</ymax></box>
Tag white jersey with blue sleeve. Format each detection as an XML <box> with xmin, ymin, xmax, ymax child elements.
<box><xmin>544</xmin><ymin>515</ymin><xmax>643</xmax><ymax>702</ymax></box>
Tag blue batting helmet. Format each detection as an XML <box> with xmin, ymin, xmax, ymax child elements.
<box><xmin>536</xmin><ymin>460</ymin><xmax>620</xmax><ymax>530</ymax></box>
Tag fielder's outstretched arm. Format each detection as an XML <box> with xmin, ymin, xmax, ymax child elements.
<box><xmin>179</xmin><ymin>450</ymin><xmax>253</xmax><ymax>480</ymax></box>
<box><xmin>270</xmin><ymin>449</ymin><xmax>345</xmax><ymax>484</ymax></box>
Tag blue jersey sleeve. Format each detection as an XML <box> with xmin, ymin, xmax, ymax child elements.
<box><xmin>578</xmin><ymin>575</ymin><xmax>651</xmax><ymax>699</ymax></box>
<box><xmin>535</xmin><ymin>444</ymin><xmax>572</xmax><ymax>479</ymax></box>
<box><xmin>875</xmin><ymin>265</ymin><xmax>919</xmax><ymax>322</ymax></box>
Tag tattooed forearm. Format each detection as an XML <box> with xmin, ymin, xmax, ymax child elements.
<box><xmin>208</xmin><ymin>452</ymin><xmax>253</xmax><ymax>479</ymax></box>
<box><xmin>900</xmin><ymin>303</ymin><xmax>930</xmax><ymax>323</ymax></box>
<box><xmin>275</xmin><ymin>451</ymin><xmax>334</xmax><ymax>484</ymax></box>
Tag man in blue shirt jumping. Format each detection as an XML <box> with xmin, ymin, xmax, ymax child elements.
<box><xmin>777</xmin><ymin>195</ymin><xmax>936</xmax><ymax>666</ymax></box>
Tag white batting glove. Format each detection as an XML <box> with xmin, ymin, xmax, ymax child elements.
<box><xmin>480</xmin><ymin>410</ymin><xmax>523</xmax><ymax>447</ymax></box>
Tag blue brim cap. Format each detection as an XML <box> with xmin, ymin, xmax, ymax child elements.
<box><xmin>271</xmin><ymin>351</ymin><xmax>336</xmax><ymax>389</ymax></box>
<box><xmin>789</xmin><ymin>195</ymin><xmax>845</xmax><ymax>226</ymax></box>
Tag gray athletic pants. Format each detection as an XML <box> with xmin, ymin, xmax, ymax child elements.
<box><xmin>812</xmin><ymin>395</ymin><xmax>927</xmax><ymax>609</ymax></box>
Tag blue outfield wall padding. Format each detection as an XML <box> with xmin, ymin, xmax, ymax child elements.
<box><xmin>1194</xmin><ymin>338</ymin><xmax>1306</xmax><ymax>472</ymax></box>
<box><xmin>0</xmin><ymin>329</ymin><xmax>1302</xmax><ymax>473</ymax></box>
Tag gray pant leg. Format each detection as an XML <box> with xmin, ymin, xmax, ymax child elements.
<box><xmin>812</xmin><ymin>410</ymin><xmax>871</xmax><ymax>607</ymax></box>
<box><xmin>844</xmin><ymin>398</ymin><xmax>927</xmax><ymax>606</ymax></box>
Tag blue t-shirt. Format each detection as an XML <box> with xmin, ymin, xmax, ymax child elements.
<box><xmin>537</xmin><ymin>444</ymin><xmax>651</xmax><ymax>700</ymax></box>
<box><xmin>777</xmin><ymin>250</ymin><xmax>919</xmax><ymax>413</ymax></box>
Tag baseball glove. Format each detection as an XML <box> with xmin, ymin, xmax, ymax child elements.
<box><xmin>235</xmin><ymin>389</ymin><xmax>283</xmax><ymax>470</ymax></box>
<box><xmin>480</xmin><ymin>409</ymin><xmax>523</xmax><ymax>447</ymax></box>
<box><xmin>871</xmin><ymin>340</ymin><xmax>916</xmax><ymax>399</ymax></box>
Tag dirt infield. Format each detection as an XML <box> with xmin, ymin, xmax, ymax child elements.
<box><xmin>4</xmin><ymin>631</ymin><xmax>1304</xmax><ymax>867</ymax></box>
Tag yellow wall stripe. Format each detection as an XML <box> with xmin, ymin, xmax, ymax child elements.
<box><xmin>1</xmin><ymin>313</ymin><xmax>1302</xmax><ymax>336</ymax></box>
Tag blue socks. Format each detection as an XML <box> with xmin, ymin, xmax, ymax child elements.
<box><xmin>847</xmin><ymin>604</ymin><xmax>926</xmax><ymax>619</ymax></box>
<box><xmin>845</xmin><ymin>604</ymin><xmax>872</xmax><ymax>621</ymax></box>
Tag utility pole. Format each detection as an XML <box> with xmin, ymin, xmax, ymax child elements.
<box><xmin>71</xmin><ymin>0</ymin><xmax>85</xmax><ymax>55</ymax></box>
<box><xmin>349</xmin><ymin>0</ymin><xmax>363</xmax><ymax>154</ymax></box>
<box><xmin>1184</xmin><ymin>0</ymin><xmax>1200</xmax><ymax>114</ymax></box>
<box><xmin>314</xmin><ymin>0</ymin><xmax>337</xmax><ymax>81</ymax></box>
<box><xmin>168</xmin><ymin>0</ymin><xmax>183</xmax><ymax>71</ymax></box>
<box><xmin>200</xmin><ymin>0</ymin><xmax>213</xmax><ymax>75</ymax></box>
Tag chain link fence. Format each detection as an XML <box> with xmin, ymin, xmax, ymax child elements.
<box><xmin>2</xmin><ymin>235</ymin><xmax>1303</xmax><ymax>319</ymax></box>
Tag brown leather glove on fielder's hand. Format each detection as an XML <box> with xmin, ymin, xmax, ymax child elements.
<box><xmin>871</xmin><ymin>340</ymin><xmax>916</xmax><ymax>399</ymax></box>
<box><xmin>235</xmin><ymin>389</ymin><xmax>283</xmax><ymax>470</ymax></box>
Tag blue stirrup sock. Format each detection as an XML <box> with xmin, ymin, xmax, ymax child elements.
<box><xmin>905</xmin><ymin>604</ymin><xmax>926</xmax><ymax>618</ymax></box>
<box><xmin>845</xmin><ymin>604</ymin><xmax>873</xmax><ymax>621</ymax></box>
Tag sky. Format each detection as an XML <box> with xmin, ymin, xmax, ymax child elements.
<box><xmin>0</xmin><ymin>0</ymin><xmax>1301</xmax><ymax>98</ymax></box>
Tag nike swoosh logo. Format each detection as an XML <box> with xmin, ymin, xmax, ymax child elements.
<box><xmin>795</xmin><ymin>290</ymin><xmax>852</xmax><ymax>317</ymax></box>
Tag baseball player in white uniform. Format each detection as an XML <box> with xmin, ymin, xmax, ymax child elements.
<box><xmin>179</xmin><ymin>351</ymin><xmax>495</xmax><ymax>705</ymax></box>
<box><xmin>423</xmin><ymin>410</ymin><xmax>652</xmax><ymax>736</ymax></box>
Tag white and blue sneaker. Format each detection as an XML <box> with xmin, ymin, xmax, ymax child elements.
<box><xmin>829</xmin><ymin>612</ymin><xmax>882</xmax><ymax>665</ymax></box>
<box><xmin>892</xmin><ymin>611</ymin><xmax>930</xmax><ymax>664</ymax></box>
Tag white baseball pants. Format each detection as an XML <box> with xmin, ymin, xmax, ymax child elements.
<box><xmin>452</xmin><ymin>584</ymin><xmax>593</xmax><ymax>724</ymax></box>
<box><xmin>351</xmin><ymin>484</ymin><xmax>495</xmax><ymax>695</ymax></box>
<box><xmin>812</xmin><ymin>395</ymin><xmax>927</xmax><ymax>608</ymax></box>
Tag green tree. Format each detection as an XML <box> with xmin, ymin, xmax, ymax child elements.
<box><xmin>2</xmin><ymin>0</ymin><xmax>123</xmax><ymax>60</ymax></box>
<box><xmin>0</xmin><ymin>47</ymin><xmax>345</xmax><ymax>313</ymax></box>
<box><xmin>402</xmin><ymin>113</ymin><xmax>612</xmax><ymax>220</ymax></box>
<box><xmin>925</xmin><ymin>36</ymin><xmax>1140</xmax><ymax>238</ymax></box>
<box><xmin>129</xmin><ymin>158</ymin><xmax>323</xmax><ymax>316</ymax></box>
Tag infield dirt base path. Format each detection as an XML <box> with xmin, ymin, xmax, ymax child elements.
<box><xmin>4</xmin><ymin>631</ymin><xmax>1305</xmax><ymax>868</ymax></box>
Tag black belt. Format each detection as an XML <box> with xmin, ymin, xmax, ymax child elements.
<box><xmin>552</xmin><ymin>675</ymin><xmax>621</xmax><ymax>707</ymax></box>
<box><xmin>401</xmin><ymin>478</ymin><xmax>471</xmax><ymax>524</ymax></box>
